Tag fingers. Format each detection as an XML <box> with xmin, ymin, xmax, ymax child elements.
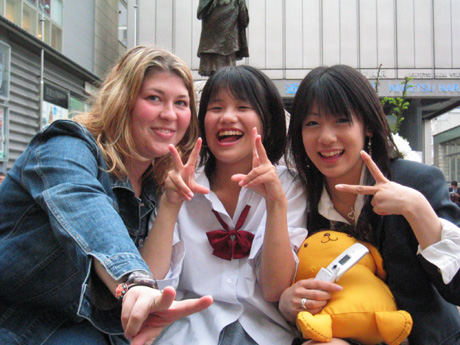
<box><xmin>167</xmin><ymin>171</ymin><xmax>194</xmax><ymax>201</ymax></box>
<box><xmin>169</xmin><ymin>295</ymin><xmax>214</xmax><ymax>319</ymax></box>
<box><xmin>360</xmin><ymin>150</ymin><xmax>388</xmax><ymax>184</ymax></box>
<box><xmin>152</xmin><ymin>286</ymin><xmax>176</xmax><ymax>312</ymax></box>
<box><xmin>145</xmin><ymin>294</ymin><xmax>213</xmax><ymax>327</ymax></box>
<box><xmin>124</xmin><ymin>288</ymin><xmax>213</xmax><ymax>344</ymax></box>
<box><xmin>231</xmin><ymin>164</ymin><xmax>270</xmax><ymax>184</ymax></box>
<box><xmin>191</xmin><ymin>183</ymin><xmax>210</xmax><ymax>195</ymax></box>
<box><xmin>335</xmin><ymin>183</ymin><xmax>380</xmax><ymax>195</ymax></box>
<box><xmin>253</xmin><ymin>128</ymin><xmax>270</xmax><ymax>164</ymax></box>
<box><xmin>130</xmin><ymin>325</ymin><xmax>164</xmax><ymax>345</ymax></box>
<box><xmin>129</xmin><ymin>296</ymin><xmax>213</xmax><ymax>345</ymax></box>
<box><xmin>169</xmin><ymin>144</ymin><xmax>184</xmax><ymax>172</ymax></box>
<box><xmin>252</xmin><ymin>127</ymin><xmax>260</xmax><ymax>167</ymax></box>
<box><xmin>166</xmin><ymin>138</ymin><xmax>208</xmax><ymax>202</ymax></box>
<box><xmin>299</xmin><ymin>278</ymin><xmax>343</xmax><ymax>293</ymax></box>
<box><xmin>187</xmin><ymin>138</ymin><xmax>202</xmax><ymax>169</ymax></box>
<box><xmin>122</xmin><ymin>286</ymin><xmax>163</xmax><ymax>340</ymax></box>
<box><xmin>288</xmin><ymin>279</ymin><xmax>342</xmax><ymax>316</ymax></box>
<box><xmin>335</xmin><ymin>151</ymin><xmax>389</xmax><ymax>195</ymax></box>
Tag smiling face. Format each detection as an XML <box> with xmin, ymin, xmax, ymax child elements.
<box><xmin>302</xmin><ymin>104</ymin><xmax>369</xmax><ymax>185</ymax></box>
<box><xmin>204</xmin><ymin>88</ymin><xmax>263</xmax><ymax>171</ymax></box>
<box><xmin>130</xmin><ymin>72</ymin><xmax>191</xmax><ymax>164</ymax></box>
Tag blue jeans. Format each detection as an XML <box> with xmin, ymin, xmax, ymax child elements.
<box><xmin>46</xmin><ymin>321</ymin><xmax>110</xmax><ymax>345</ymax></box>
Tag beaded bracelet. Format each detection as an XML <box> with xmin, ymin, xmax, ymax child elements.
<box><xmin>115</xmin><ymin>271</ymin><xmax>158</xmax><ymax>300</ymax></box>
<box><xmin>115</xmin><ymin>283</ymin><xmax>129</xmax><ymax>300</ymax></box>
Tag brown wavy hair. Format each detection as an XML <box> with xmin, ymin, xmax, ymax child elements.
<box><xmin>75</xmin><ymin>46</ymin><xmax>199</xmax><ymax>187</ymax></box>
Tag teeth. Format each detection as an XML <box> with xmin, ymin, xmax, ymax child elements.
<box><xmin>218</xmin><ymin>130</ymin><xmax>243</xmax><ymax>137</ymax></box>
<box><xmin>321</xmin><ymin>150</ymin><xmax>342</xmax><ymax>157</ymax></box>
<box><xmin>157</xmin><ymin>129</ymin><xmax>173</xmax><ymax>134</ymax></box>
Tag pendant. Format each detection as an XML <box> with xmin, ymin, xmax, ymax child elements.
<box><xmin>348</xmin><ymin>207</ymin><xmax>356</xmax><ymax>221</ymax></box>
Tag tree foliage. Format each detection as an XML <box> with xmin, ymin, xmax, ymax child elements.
<box><xmin>375</xmin><ymin>64</ymin><xmax>413</xmax><ymax>134</ymax></box>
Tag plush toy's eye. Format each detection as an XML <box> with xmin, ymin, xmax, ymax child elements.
<box><xmin>304</xmin><ymin>242</ymin><xmax>309</xmax><ymax>248</ymax></box>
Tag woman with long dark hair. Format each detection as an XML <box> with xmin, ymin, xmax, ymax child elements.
<box><xmin>280</xmin><ymin>65</ymin><xmax>460</xmax><ymax>345</ymax></box>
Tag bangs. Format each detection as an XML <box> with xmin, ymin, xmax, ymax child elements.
<box><xmin>207</xmin><ymin>68</ymin><xmax>262</xmax><ymax>114</ymax></box>
<box><xmin>310</xmin><ymin>83</ymin><xmax>355</xmax><ymax>121</ymax></box>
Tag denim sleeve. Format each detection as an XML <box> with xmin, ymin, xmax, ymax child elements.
<box><xmin>22</xmin><ymin>134</ymin><xmax>150</xmax><ymax>281</ymax></box>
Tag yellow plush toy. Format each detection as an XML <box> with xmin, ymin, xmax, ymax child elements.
<box><xmin>295</xmin><ymin>230</ymin><xmax>413</xmax><ymax>345</ymax></box>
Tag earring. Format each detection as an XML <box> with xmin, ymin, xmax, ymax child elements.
<box><xmin>305</xmin><ymin>157</ymin><xmax>310</xmax><ymax>169</ymax></box>
<box><xmin>367</xmin><ymin>135</ymin><xmax>373</xmax><ymax>157</ymax></box>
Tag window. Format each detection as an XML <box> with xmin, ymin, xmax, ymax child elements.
<box><xmin>2</xmin><ymin>0</ymin><xmax>63</xmax><ymax>52</ymax></box>
<box><xmin>118</xmin><ymin>0</ymin><xmax>127</xmax><ymax>47</ymax></box>
<box><xmin>50</xmin><ymin>0</ymin><xmax>61</xmax><ymax>26</ymax></box>
<box><xmin>0</xmin><ymin>41</ymin><xmax>10</xmax><ymax>161</ymax></box>
<box><xmin>0</xmin><ymin>41</ymin><xmax>11</xmax><ymax>101</ymax></box>
<box><xmin>441</xmin><ymin>138</ymin><xmax>460</xmax><ymax>182</ymax></box>
<box><xmin>23</xmin><ymin>3</ymin><xmax>37</xmax><ymax>36</ymax></box>
<box><xmin>51</xmin><ymin>22</ymin><xmax>61</xmax><ymax>51</ymax></box>
<box><xmin>69</xmin><ymin>96</ymin><xmax>89</xmax><ymax>117</ymax></box>
<box><xmin>0</xmin><ymin>105</ymin><xmax>7</xmax><ymax>160</ymax></box>
<box><xmin>5</xmin><ymin>0</ymin><xmax>21</xmax><ymax>25</ymax></box>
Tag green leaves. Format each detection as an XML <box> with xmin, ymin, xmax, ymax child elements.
<box><xmin>376</xmin><ymin>64</ymin><xmax>412</xmax><ymax>134</ymax></box>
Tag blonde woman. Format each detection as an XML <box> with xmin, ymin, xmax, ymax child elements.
<box><xmin>0</xmin><ymin>46</ymin><xmax>212</xmax><ymax>345</ymax></box>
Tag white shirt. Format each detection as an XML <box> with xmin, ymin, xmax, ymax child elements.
<box><xmin>154</xmin><ymin>165</ymin><xmax>308</xmax><ymax>345</ymax></box>
<box><xmin>318</xmin><ymin>170</ymin><xmax>460</xmax><ymax>285</ymax></box>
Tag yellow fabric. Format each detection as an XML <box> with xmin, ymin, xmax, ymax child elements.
<box><xmin>295</xmin><ymin>231</ymin><xmax>413</xmax><ymax>345</ymax></box>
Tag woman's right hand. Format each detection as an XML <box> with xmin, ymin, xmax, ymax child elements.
<box><xmin>121</xmin><ymin>286</ymin><xmax>213</xmax><ymax>344</ymax></box>
<box><xmin>163</xmin><ymin>138</ymin><xmax>209</xmax><ymax>207</ymax></box>
<box><xmin>279</xmin><ymin>279</ymin><xmax>343</xmax><ymax>324</ymax></box>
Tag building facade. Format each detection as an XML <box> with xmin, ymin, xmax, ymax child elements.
<box><xmin>129</xmin><ymin>0</ymin><xmax>460</xmax><ymax>179</ymax></box>
<box><xmin>0</xmin><ymin>0</ymin><xmax>124</xmax><ymax>173</ymax></box>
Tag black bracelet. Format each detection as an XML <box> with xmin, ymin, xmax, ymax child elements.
<box><xmin>126</xmin><ymin>271</ymin><xmax>158</xmax><ymax>289</ymax></box>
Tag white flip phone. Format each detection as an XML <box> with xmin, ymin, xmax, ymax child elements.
<box><xmin>315</xmin><ymin>243</ymin><xmax>369</xmax><ymax>282</ymax></box>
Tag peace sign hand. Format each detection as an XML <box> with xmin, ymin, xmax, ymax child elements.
<box><xmin>335</xmin><ymin>150</ymin><xmax>421</xmax><ymax>217</ymax></box>
<box><xmin>231</xmin><ymin>127</ymin><xmax>286</xmax><ymax>204</ymax></box>
<box><xmin>163</xmin><ymin>138</ymin><xmax>210</xmax><ymax>208</ymax></box>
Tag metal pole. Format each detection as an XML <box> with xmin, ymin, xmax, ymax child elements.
<box><xmin>134</xmin><ymin>0</ymin><xmax>138</xmax><ymax>46</ymax></box>
<box><xmin>38</xmin><ymin>1</ymin><xmax>49</xmax><ymax>130</ymax></box>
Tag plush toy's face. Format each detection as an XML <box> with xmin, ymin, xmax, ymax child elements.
<box><xmin>295</xmin><ymin>230</ymin><xmax>377</xmax><ymax>282</ymax></box>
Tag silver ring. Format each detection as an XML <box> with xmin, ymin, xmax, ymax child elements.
<box><xmin>301</xmin><ymin>297</ymin><xmax>308</xmax><ymax>310</ymax></box>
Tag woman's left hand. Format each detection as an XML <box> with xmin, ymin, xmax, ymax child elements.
<box><xmin>335</xmin><ymin>150</ymin><xmax>421</xmax><ymax>217</ymax></box>
<box><xmin>231</xmin><ymin>127</ymin><xmax>285</xmax><ymax>204</ymax></box>
<box><xmin>336</xmin><ymin>150</ymin><xmax>442</xmax><ymax>248</ymax></box>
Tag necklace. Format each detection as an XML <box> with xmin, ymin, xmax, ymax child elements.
<box><xmin>347</xmin><ymin>206</ymin><xmax>356</xmax><ymax>221</ymax></box>
<box><xmin>330</xmin><ymin>193</ymin><xmax>356</xmax><ymax>223</ymax></box>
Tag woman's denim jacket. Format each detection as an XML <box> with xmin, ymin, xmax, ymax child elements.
<box><xmin>0</xmin><ymin>120</ymin><xmax>157</xmax><ymax>344</ymax></box>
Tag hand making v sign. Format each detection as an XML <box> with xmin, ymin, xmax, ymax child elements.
<box><xmin>164</xmin><ymin>138</ymin><xmax>210</xmax><ymax>206</ymax></box>
<box><xmin>231</xmin><ymin>127</ymin><xmax>286</xmax><ymax>204</ymax></box>
<box><xmin>336</xmin><ymin>150</ymin><xmax>442</xmax><ymax>249</ymax></box>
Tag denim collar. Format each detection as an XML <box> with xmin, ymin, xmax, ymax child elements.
<box><xmin>110</xmin><ymin>173</ymin><xmax>157</xmax><ymax>205</ymax></box>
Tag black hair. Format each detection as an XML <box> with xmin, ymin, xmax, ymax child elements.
<box><xmin>198</xmin><ymin>65</ymin><xmax>286</xmax><ymax>177</ymax></box>
<box><xmin>287</xmin><ymin>64</ymin><xmax>401</xmax><ymax>232</ymax></box>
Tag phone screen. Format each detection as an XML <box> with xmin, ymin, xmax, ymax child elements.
<box><xmin>339</xmin><ymin>254</ymin><xmax>351</xmax><ymax>265</ymax></box>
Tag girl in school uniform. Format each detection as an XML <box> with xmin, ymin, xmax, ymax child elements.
<box><xmin>141</xmin><ymin>65</ymin><xmax>309</xmax><ymax>345</ymax></box>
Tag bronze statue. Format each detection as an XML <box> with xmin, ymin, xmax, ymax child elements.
<box><xmin>197</xmin><ymin>0</ymin><xmax>249</xmax><ymax>76</ymax></box>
